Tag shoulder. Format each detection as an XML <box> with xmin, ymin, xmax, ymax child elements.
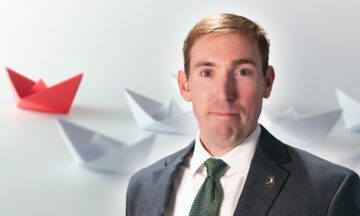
<box><xmin>259</xmin><ymin>126</ymin><xmax>359</xmax><ymax>200</ymax></box>
<box><xmin>259</xmin><ymin>125</ymin><xmax>357</xmax><ymax>180</ymax></box>
<box><xmin>286</xmin><ymin>144</ymin><xmax>356</xmax><ymax>179</ymax></box>
<box><xmin>128</xmin><ymin>141</ymin><xmax>194</xmax><ymax>186</ymax></box>
<box><xmin>283</xmin><ymin>144</ymin><xmax>360</xmax><ymax>202</ymax></box>
<box><xmin>284</xmin><ymin>145</ymin><xmax>360</xmax><ymax>214</ymax></box>
<box><xmin>126</xmin><ymin>141</ymin><xmax>195</xmax><ymax>215</ymax></box>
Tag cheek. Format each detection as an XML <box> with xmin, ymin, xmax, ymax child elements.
<box><xmin>189</xmin><ymin>82</ymin><xmax>212</xmax><ymax>101</ymax></box>
<box><xmin>239</xmin><ymin>84</ymin><xmax>264</xmax><ymax>108</ymax></box>
<box><xmin>188</xmin><ymin>85</ymin><xmax>213</xmax><ymax>117</ymax></box>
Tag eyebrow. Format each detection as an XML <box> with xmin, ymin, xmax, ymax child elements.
<box><xmin>193</xmin><ymin>58</ymin><xmax>257</xmax><ymax>69</ymax></box>
<box><xmin>232</xmin><ymin>59</ymin><xmax>256</xmax><ymax>66</ymax></box>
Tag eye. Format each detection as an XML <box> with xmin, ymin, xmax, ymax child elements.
<box><xmin>200</xmin><ymin>70</ymin><xmax>212</xmax><ymax>77</ymax></box>
<box><xmin>236</xmin><ymin>69</ymin><xmax>249</xmax><ymax>76</ymax></box>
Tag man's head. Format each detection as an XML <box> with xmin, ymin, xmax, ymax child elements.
<box><xmin>183</xmin><ymin>13</ymin><xmax>270</xmax><ymax>78</ymax></box>
<box><xmin>178</xmin><ymin>13</ymin><xmax>275</xmax><ymax>156</ymax></box>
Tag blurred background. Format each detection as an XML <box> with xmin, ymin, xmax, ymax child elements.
<box><xmin>0</xmin><ymin>0</ymin><xmax>359</xmax><ymax>215</ymax></box>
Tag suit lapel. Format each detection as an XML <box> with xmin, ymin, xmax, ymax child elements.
<box><xmin>146</xmin><ymin>126</ymin><xmax>291</xmax><ymax>216</ymax></box>
<box><xmin>150</xmin><ymin>141</ymin><xmax>195</xmax><ymax>216</ymax></box>
<box><xmin>234</xmin><ymin>126</ymin><xmax>291</xmax><ymax>216</ymax></box>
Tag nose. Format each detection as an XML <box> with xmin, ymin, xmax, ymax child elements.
<box><xmin>216</xmin><ymin>72</ymin><xmax>237</xmax><ymax>102</ymax></box>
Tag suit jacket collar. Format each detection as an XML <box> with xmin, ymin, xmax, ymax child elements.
<box><xmin>152</xmin><ymin>125</ymin><xmax>291</xmax><ymax>216</ymax></box>
<box><xmin>151</xmin><ymin>141</ymin><xmax>195</xmax><ymax>215</ymax></box>
<box><xmin>233</xmin><ymin>125</ymin><xmax>291</xmax><ymax>216</ymax></box>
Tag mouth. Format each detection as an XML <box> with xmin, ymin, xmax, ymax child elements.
<box><xmin>209</xmin><ymin>112</ymin><xmax>240</xmax><ymax>118</ymax></box>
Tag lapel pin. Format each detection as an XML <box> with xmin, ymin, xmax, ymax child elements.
<box><xmin>265</xmin><ymin>175</ymin><xmax>276</xmax><ymax>187</ymax></box>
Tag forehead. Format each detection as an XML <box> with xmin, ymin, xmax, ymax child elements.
<box><xmin>189</xmin><ymin>32</ymin><xmax>261</xmax><ymax>67</ymax></box>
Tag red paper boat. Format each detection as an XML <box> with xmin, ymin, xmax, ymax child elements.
<box><xmin>6</xmin><ymin>68</ymin><xmax>83</xmax><ymax>114</ymax></box>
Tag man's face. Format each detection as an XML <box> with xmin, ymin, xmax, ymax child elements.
<box><xmin>179</xmin><ymin>33</ymin><xmax>274</xmax><ymax>148</ymax></box>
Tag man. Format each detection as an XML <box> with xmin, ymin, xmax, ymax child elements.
<box><xmin>126</xmin><ymin>13</ymin><xmax>360</xmax><ymax>216</ymax></box>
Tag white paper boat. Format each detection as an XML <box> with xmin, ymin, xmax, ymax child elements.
<box><xmin>336</xmin><ymin>89</ymin><xmax>360</xmax><ymax>132</ymax></box>
<box><xmin>56</xmin><ymin>118</ymin><xmax>156</xmax><ymax>174</ymax></box>
<box><xmin>265</xmin><ymin>107</ymin><xmax>342</xmax><ymax>144</ymax></box>
<box><xmin>124</xmin><ymin>88</ymin><xmax>197</xmax><ymax>135</ymax></box>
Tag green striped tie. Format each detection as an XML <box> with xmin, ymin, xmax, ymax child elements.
<box><xmin>189</xmin><ymin>158</ymin><xmax>227</xmax><ymax>216</ymax></box>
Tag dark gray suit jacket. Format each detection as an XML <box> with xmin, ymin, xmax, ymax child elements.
<box><xmin>126</xmin><ymin>126</ymin><xmax>360</xmax><ymax>216</ymax></box>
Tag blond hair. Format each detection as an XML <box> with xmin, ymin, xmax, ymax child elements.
<box><xmin>183</xmin><ymin>13</ymin><xmax>270</xmax><ymax>77</ymax></box>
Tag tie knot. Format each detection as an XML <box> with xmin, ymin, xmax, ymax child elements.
<box><xmin>204</xmin><ymin>158</ymin><xmax>227</xmax><ymax>177</ymax></box>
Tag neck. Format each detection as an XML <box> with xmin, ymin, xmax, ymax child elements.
<box><xmin>200</xmin><ymin>142</ymin><xmax>241</xmax><ymax>157</ymax></box>
<box><xmin>199</xmin><ymin>125</ymin><xmax>258</xmax><ymax>157</ymax></box>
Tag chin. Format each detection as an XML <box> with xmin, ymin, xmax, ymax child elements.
<box><xmin>212</xmin><ymin>124</ymin><xmax>242</xmax><ymax>139</ymax></box>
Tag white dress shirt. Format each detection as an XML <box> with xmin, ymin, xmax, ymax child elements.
<box><xmin>167</xmin><ymin>125</ymin><xmax>261</xmax><ymax>216</ymax></box>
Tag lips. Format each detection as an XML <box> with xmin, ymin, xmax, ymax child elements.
<box><xmin>209</xmin><ymin>111</ymin><xmax>240</xmax><ymax>117</ymax></box>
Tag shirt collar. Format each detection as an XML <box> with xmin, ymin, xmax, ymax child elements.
<box><xmin>190</xmin><ymin>124</ymin><xmax>261</xmax><ymax>177</ymax></box>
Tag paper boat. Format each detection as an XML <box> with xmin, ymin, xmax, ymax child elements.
<box><xmin>336</xmin><ymin>89</ymin><xmax>360</xmax><ymax>132</ymax></box>
<box><xmin>274</xmin><ymin>106</ymin><xmax>299</xmax><ymax>122</ymax></box>
<box><xmin>56</xmin><ymin>118</ymin><xmax>156</xmax><ymax>174</ymax></box>
<box><xmin>124</xmin><ymin>88</ymin><xmax>197</xmax><ymax>135</ymax></box>
<box><xmin>6</xmin><ymin>67</ymin><xmax>83</xmax><ymax>114</ymax></box>
<box><xmin>265</xmin><ymin>107</ymin><xmax>342</xmax><ymax>144</ymax></box>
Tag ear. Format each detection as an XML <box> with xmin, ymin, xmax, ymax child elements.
<box><xmin>263</xmin><ymin>66</ymin><xmax>275</xmax><ymax>98</ymax></box>
<box><xmin>178</xmin><ymin>69</ymin><xmax>191</xmax><ymax>102</ymax></box>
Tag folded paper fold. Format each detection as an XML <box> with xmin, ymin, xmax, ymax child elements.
<box><xmin>336</xmin><ymin>89</ymin><xmax>360</xmax><ymax>132</ymax></box>
<box><xmin>6</xmin><ymin>68</ymin><xmax>83</xmax><ymax>114</ymax></box>
<box><xmin>124</xmin><ymin>88</ymin><xmax>197</xmax><ymax>135</ymax></box>
<box><xmin>265</xmin><ymin>107</ymin><xmax>342</xmax><ymax>144</ymax></box>
<box><xmin>56</xmin><ymin>118</ymin><xmax>156</xmax><ymax>174</ymax></box>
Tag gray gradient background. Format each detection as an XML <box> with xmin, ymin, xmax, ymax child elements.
<box><xmin>0</xmin><ymin>0</ymin><xmax>359</xmax><ymax>215</ymax></box>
